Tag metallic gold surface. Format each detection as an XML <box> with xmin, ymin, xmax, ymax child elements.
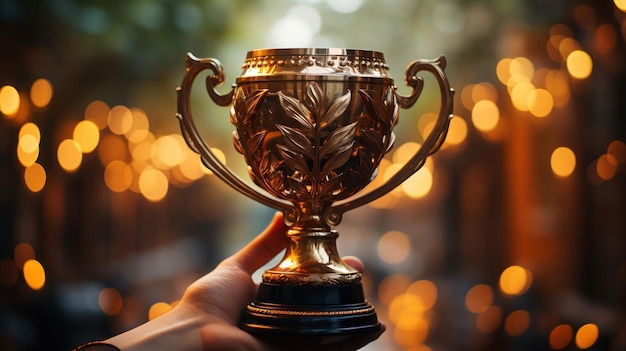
<box><xmin>176</xmin><ymin>48</ymin><xmax>453</xmax><ymax>335</ymax></box>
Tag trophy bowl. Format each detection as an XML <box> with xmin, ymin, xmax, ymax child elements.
<box><xmin>176</xmin><ymin>48</ymin><xmax>453</xmax><ymax>339</ymax></box>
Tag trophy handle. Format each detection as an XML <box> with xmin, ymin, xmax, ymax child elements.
<box><xmin>176</xmin><ymin>53</ymin><xmax>293</xmax><ymax>217</ymax></box>
<box><xmin>325</xmin><ymin>55</ymin><xmax>454</xmax><ymax>226</ymax></box>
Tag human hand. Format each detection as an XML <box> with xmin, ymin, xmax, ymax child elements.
<box><xmin>105</xmin><ymin>212</ymin><xmax>384</xmax><ymax>351</ymax></box>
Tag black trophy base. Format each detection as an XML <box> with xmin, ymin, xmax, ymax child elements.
<box><xmin>239</xmin><ymin>281</ymin><xmax>381</xmax><ymax>345</ymax></box>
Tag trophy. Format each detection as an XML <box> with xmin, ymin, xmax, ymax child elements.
<box><xmin>176</xmin><ymin>48</ymin><xmax>453</xmax><ymax>339</ymax></box>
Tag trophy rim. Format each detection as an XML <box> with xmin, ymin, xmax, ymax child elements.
<box><xmin>246</xmin><ymin>48</ymin><xmax>385</xmax><ymax>59</ymax></box>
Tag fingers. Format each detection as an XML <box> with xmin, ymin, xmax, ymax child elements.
<box><xmin>227</xmin><ymin>212</ymin><xmax>289</xmax><ymax>275</ymax></box>
<box><xmin>341</xmin><ymin>256</ymin><xmax>364</xmax><ymax>273</ymax></box>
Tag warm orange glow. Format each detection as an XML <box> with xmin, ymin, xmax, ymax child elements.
<box><xmin>393</xmin><ymin>315</ymin><xmax>429</xmax><ymax>348</ymax></box>
<box><xmin>504</xmin><ymin>310</ymin><xmax>530</xmax><ymax>336</ymax></box>
<box><xmin>30</xmin><ymin>78</ymin><xmax>53</xmax><ymax>108</ymax></box>
<box><xmin>465</xmin><ymin>284</ymin><xmax>494</xmax><ymax>313</ymax></box>
<box><xmin>607</xmin><ymin>140</ymin><xmax>626</xmax><ymax>164</ymax></box>
<box><xmin>139</xmin><ymin>166</ymin><xmax>169</xmax><ymax>201</ymax></box>
<box><xmin>510</xmin><ymin>81</ymin><xmax>535</xmax><ymax>111</ymax></box>
<box><xmin>418</xmin><ymin>112</ymin><xmax>437</xmax><ymax>140</ymax></box>
<box><xmin>0</xmin><ymin>85</ymin><xmax>20</xmax><ymax>117</ymax></box>
<box><xmin>476</xmin><ymin>305</ymin><xmax>502</xmax><ymax>333</ymax></box>
<box><xmin>443</xmin><ymin>115</ymin><xmax>467</xmax><ymax>147</ymax></box>
<box><xmin>407</xmin><ymin>280</ymin><xmax>438</xmax><ymax>310</ymax></box>
<box><xmin>549</xmin><ymin>324</ymin><xmax>573</xmax><ymax>350</ymax></box>
<box><xmin>551</xmin><ymin>147</ymin><xmax>576</xmax><ymax>177</ymax></box>
<box><xmin>73</xmin><ymin>120</ymin><xmax>100</xmax><ymax>153</ymax></box>
<box><xmin>201</xmin><ymin>147</ymin><xmax>227</xmax><ymax>175</ymax></box>
<box><xmin>559</xmin><ymin>38</ymin><xmax>581</xmax><ymax>60</ymax></box>
<box><xmin>575</xmin><ymin>323</ymin><xmax>599</xmax><ymax>349</ymax></box>
<box><xmin>98</xmin><ymin>134</ymin><xmax>128</xmax><ymax>165</ymax></box>
<box><xmin>393</xmin><ymin>142</ymin><xmax>420</xmax><ymax>164</ymax></box>
<box><xmin>614</xmin><ymin>0</ymin><xmax>626</xmax><ymax>12</ymax></box>
<box><xmin>104</xmin><ymin>160</ymin><xmax>132</xmax><ymax>193</ymax></box>
<box><xmin>178</xmin><ymin>151</ymin><xmax>205</xmax><ymax>181</ymax></box>
<box><xmin>24</xmin><ymin>163</ymin><xmax>46</xmax><ymax>192</ymax></box>
<box><xmin>14</xmin><ymin>243</ymin><xmax>35</xmax><ymax>269</ymax></box>
<box><xmin>378</xmin><ymin>231</ymin><xmax>411</xmax><ymax>264</ymax></box>
<box><xmin>471</xmin><ymin>100</ymin><xmax>499</xmax><ymax>132</ymax></box>
<box><xmin>99</xmin><ymin>288</ymin><xmax>123</xmax><ymax>316</ymax></box>
<box><xmin>125</xmin><ymin>108</ymin><xmax>150</xmax><ymax>141</ymax></box>
<box><xmin>57</xmin><ymin>139</ymin><xmax>83</xmax><ymax>172</ymax></box>
<box><xmin>596</xmin><ymin>154</ymin><xmax>618</xmax><ymax>180</ymax></box>
<box><xmin>499</xmin><ymin>265</ymin><xmax>532</xmax><ymax>296</ymax></box>
<box><xmin>595</xmin><ymin>24</ymin><xmax>618</xmax><ymax>54</ymax></box>
<box><xmin>509</xmin><ymin>57</ymin><xmax>535</xmax><ymax>83</ymax></box>
<box><xmin>108</xmin><ymin>105</ymin><xmax>133</xmax><ymax>135</ymax></box>
<box><xmin>402</xmin><ymin>167</ymin><xmax>433</xmax><ymax>199</ymax></box>
<box><xmin>472</xmin><ymin>82</ymin><xmax>498</xmax><ymax>104</ymax></box>
<box><xmin>152</xmin><ymin>135</ymin><xmax>184</xmax><ymax>169</ymax></box>
<box><xmin>378</xmin><ymin>274</ymin><xmax>412</xmax><ymax>306</ymax></box>
<box><xmin>496</xmin><ymin>58</ymin><xmax>513</xmax><ymax>85</ymax></box>
<box><xmin>545</xmin><ymin>70</ymin><xmax>571</xmax><ymax>108</ymax></box>
<box><xmin>23</xmin><ymin>259</ymin><xmax>45</xmax><ymax>290</ymax></box>
<box><xmin>567</xmin><ymin>50</ymin><xmax>593</xmax><ymax>79</ymax></box>
<box><xmin>528</xmin><ymin>88</ymin><xmax>554</xmax><ymax>117</ymax></box>
<box><xmin>148</xmin><ymin>302</ymin><xmax>173</xmax><ymax>320</ymax></box>
<box><xmin>85</xmin><ymin>100</ymin><xmax>110</xmax><ymax>130</ymax></box>
<box><xmin>17</xmin><ymin>123</ymin><xmax>41</xmax><ymax>167</ymax></box>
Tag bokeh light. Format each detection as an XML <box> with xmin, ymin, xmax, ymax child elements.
<box><xmin>73</xmin><ymin>120</ymin><xmax>100</xmax><ymax>153</ymax></box>
<box><xmin>504</xmin><ymin>309</ymin><xmax>530</xmax><ymax>336</ymax></box>
<box><xmin>551</xmin><ymin>147</ymin><xmax>576</xmax><ymax>177</ymax></box>
<box><xmin>148</xmin><ymin>302</ymin><xmax>173</xmax><ymax>320</ymax></box>
<box><xmin>549</xmin><ymin>324</ymin><xmax>573</xmax><ymax>349</ymax></box>
<box><xmin>24</xmin><ymin>163</ymin><xmax>47</xmax><ymax>192</ymax></box>
<box><xmin>0</xmin><ymin>85</ymin><xmax>20</xmax><ymax>117</ymax></box>
<box><xmin>465</xmin><ymin>284</ymin><xmax>494</xmax><ymax>313</ymax></box>
<box><xmin>476</xmin><ymin>305</ymin><xmax>502</xmax><ymax>333</ymax></box>
<box><xmin>378</xmin><ymin>230</ymin><xmax>411</xmax><ymax>264</ymax></box>
<box><xmin>30</xmin><ymin>78</ymin><xmax>53</xmax><ymax>108</ymax></box>
<box><xmin>566</xmin><ymin>50</ymin><xmax>593</xmax><ymax>79</ymax></box>
<box><xmin>471</xmin><ymin>100</ymin><xmax>499</xmax><ymax>132</ymax></box>
<box><xmin>58</xmin><ymin>139</ymin><xmax>83</xmax><ymax>172</ymax></box>
<box><xmin>23</xmin><ymin>259</ymin><xmax>46</xmax><ymax>290</ymax></box>
<box><xmin>575</xmin><ymin>323</ymin><xmax>599</xmax><ymax>349</ymax></box>
<box><xmin>99</xmin><ymin>288</ymin><xmax>123</xmax><ymax>316</ymax></box>
<box><xmin>499</xmin><ymin>265</ymin><xmax>532</xmax><ymax>296</ymax></box>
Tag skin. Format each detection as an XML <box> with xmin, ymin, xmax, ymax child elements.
<box><xmin>106</xmin><ymin>212</ymin><xmax>384</xmax><ymax>351</ymax></box>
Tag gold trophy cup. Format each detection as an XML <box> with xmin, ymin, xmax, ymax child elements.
<box><xmin>176</xmin><ymin>48</ymin><xmax>453</xmax><ymax>339</ymax></box>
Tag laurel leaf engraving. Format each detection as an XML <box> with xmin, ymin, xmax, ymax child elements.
<box><xmin>276</xmin><ymin>124</ymin><xmax>314</xmax><ymax>158</ymax></box>
<box><xmin>286</xmin><ymin>177</ymin><xmax>309</xmax><ymax>197</ymax></box>
<box><xmin>320</xmin><ymin>174</ymin><xmax>343</xmax><ymax>196</ymax></box>
<box><xmin>245</xmin><ymin>90</ymin><xmax>269</xmax><ymax>123</ymax></box>
<box><xmin>321</xmin><ymin>90</ymin><xmax>351</xmax><ymax>128</ymax></box>
<box><xmin>320</xmin><ymin>122</ymin><xmax>357</xmax><ymax>159</ymax></box>
<box><xmin>360</xmin><ymin>129</ymin><xmax>384</xmax><ymax>155</ymax></box>
<box><xmin>258</xmin><ymin>150</ymin><xmax>271</xmax><ymax>175</ymax></box>
<box><xmin>359</xmin><ymin>89</ymin><xmax>389</xmax><ymax>128</ymax></box>
<box><xmin>278</xmin><ymin>91</ymin><xmax>313</xmax><ymax>130</ymax></box>
<box><xmin>246</xmin><ymin>130</ymin><xmax>267</xmax><ymax>157</ymax></box>
<box><xmin>277</xmin><ymin>144</ymin><xmax>311</xmax><ymax>176</ymax></box>
<box><xmin>321</xmin><ymin>141</ymin><xmax>354</xmax><ymax>176</ymax></box>
<box><xmin>305</xmin><ymin>82</ymin><xmax>324</xmax><ymax>117</ymax></box>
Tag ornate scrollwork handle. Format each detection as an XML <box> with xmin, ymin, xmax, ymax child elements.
<box><xmin>324</xmin><ymin>55</ymin><xmax>454</xmax><ymax>226</ymax></box>
<box><xmin>176</xmin><ymin>53</ymin><xmax>293</xmax><ymax>217</ymax></box>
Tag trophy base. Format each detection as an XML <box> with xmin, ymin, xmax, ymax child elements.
<box><xmin>239</xmin><ymin>282</ymin><xmax>381</xmax><ymax>339</ymax></box>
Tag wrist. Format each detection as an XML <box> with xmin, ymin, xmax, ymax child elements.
<box><xmin>106</xmin><ymin>303</ymin><xmax>205</xmax><ymax>351</ymax></box>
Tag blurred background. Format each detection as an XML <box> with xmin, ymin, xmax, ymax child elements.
<box><xmin>1</xmin><ymin>0</ymin><xmax>625</xmax><ymax>350</ymax></box>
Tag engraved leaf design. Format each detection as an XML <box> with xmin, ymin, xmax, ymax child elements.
<box><xmin>321</xmin><ymin>141</ymin><xmax>354</xmax><ymax>176</ymax></box>
<box><xmin>278</xmin><ymin>91</ymin><xmax>313</xmax><ymax>130</ymax></box>
<box><xmin>286</xmin><ymin>177</ymin><xmax>309</xmax><ymax>196</ymax></box>
<box><xmin>304</xmin><ymin>82</ymin><xmax>325</xmax><ymax>118</ymax></box>
<box><xmin>258</xmin><ymin>150</ymin><xmax>271</xmax><ymax>175</ymax></box>
<box><xmin>320</xmin><ymin>174</ymin><xmax>343</xmax><ymax>196</ymax></box>
<box><xmin>276</xmin><ymin>124</ymin><xmax>313</xmax><ymax>158</ymax></box>
<box><xmin>360</xmin><ymin>129</ymin><xmax>385</xmax><ymax>155</ymax></box>
<box><xmin>246</xmin><ymin>130</ymin><xmax>267</xmax><ymax>156</ymax></box>
<box><xmin>277</xmin><ymin>144</ymin><xmax>311</xmax><ymax>176</ymax></box>
<box><xmin>320</xmin><ymin>90</ymin><xmax>351</xmax><ymax>128</ymax></box>
<box><xmin>320</xmin><ymin>122</ymin><xmax>357</xmax><ymax>159</ymax></box>
<box><xmin>242</xmin><ymin>90</ymin><xmax>269</xmax><ymax>125</ymax></box>
<box><xmin>359</xmin><ymin>89</ymin><xmax>390</xmax><ymax>129</ymax></box>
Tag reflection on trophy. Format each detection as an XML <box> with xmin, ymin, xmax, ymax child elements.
<box><xmin>176</xmin><ymin>48</ymin><xmax>453</xmax><ymax>338</ymax></box>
